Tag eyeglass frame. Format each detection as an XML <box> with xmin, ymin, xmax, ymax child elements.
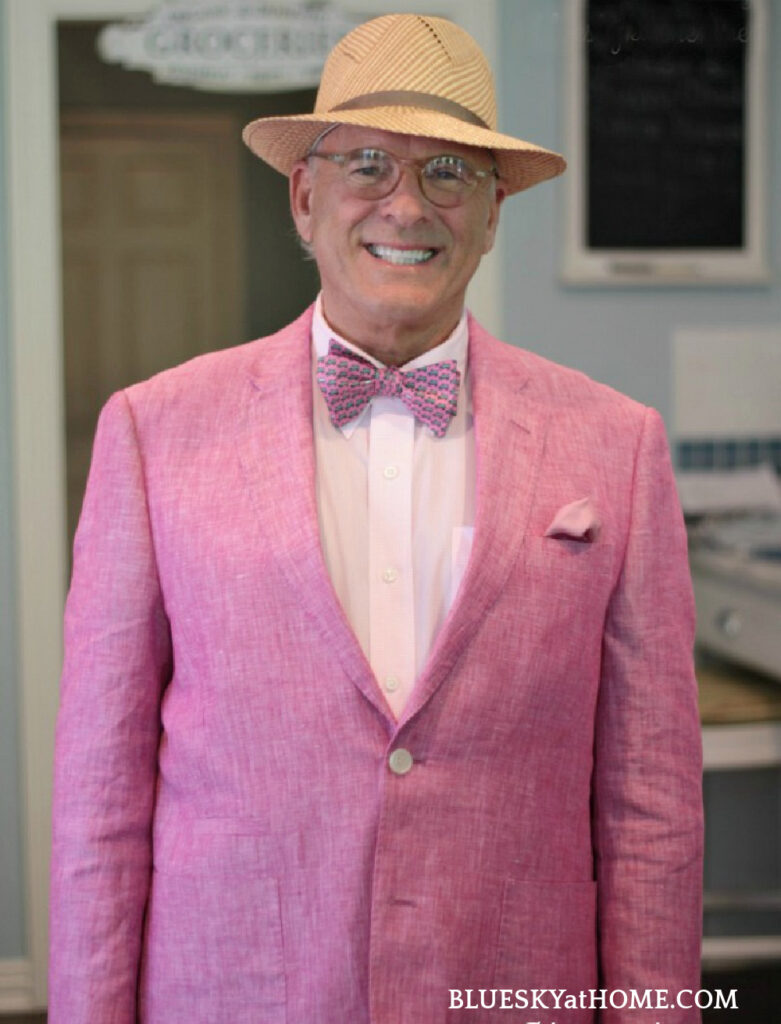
<box><xmin>305</xmin><ymin>145</ymin><xmax>500</xmax><ymax>208</ymax></box>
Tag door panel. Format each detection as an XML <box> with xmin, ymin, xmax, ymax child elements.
<box><xmin>60</xmin><ymin>112</ymin><xmax>243</xmax><ymax>543</ymax></box>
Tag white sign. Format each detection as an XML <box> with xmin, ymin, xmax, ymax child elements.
<box><xmin>97</xmin><ymin>1</ymin><xmax>363</xmax><ymax>92</ymax></box>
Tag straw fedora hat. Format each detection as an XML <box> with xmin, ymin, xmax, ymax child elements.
<box><xmin>242</xmin><ymin>13</ymin><xmax>565</xmax><ymax>196</ymax></box>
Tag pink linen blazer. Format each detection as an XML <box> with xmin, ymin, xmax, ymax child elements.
<box><xmin>49</xmin><ymin>307</ymin><xmax>703</xmax><ymax>1023</ymax></box>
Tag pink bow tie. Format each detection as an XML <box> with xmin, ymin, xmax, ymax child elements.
<box><xmin>317</xmin><ymin>340</ymin><xmax>460</xmax><ymax>438</ymax></box>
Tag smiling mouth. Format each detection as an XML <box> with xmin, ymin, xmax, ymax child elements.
<box><xmin>365</xmin><ymin>244</ymin><xmax>438</xmax><ymax>266</ymax></box>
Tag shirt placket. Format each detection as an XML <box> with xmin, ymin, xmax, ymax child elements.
<box><xmin>368</xmin><ymin>396</ymin><xmax>416</xmax><ymax>718</ymax></box>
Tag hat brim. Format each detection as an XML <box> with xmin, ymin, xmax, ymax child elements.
<box><xmin>242</xmin><ymin>107</ymin><xmax>566</xmax><ymax>196</ymax></box>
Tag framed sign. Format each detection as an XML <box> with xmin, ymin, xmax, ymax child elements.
<box><xmin>562</xmin><ymin>0</ymin><xmax>770</xmax><ymax>286</ymax></box>
<box><xmin>97</xmin><ymin>1</ymin><xmax>364</xmax><ymax>92</ymax></box>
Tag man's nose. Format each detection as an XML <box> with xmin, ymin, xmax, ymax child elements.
<box><xmin>379</xmin><ymin>164</ymin><xmax>431</xmax><ymax>223</ymax></box>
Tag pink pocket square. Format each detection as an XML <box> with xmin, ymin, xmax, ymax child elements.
<box><xmin>544</xmin><ymin>497</ymin><xmax>601</xmax><ymax>543</ymax></box>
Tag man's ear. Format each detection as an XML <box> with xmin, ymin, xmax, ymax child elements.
<box><xmin>290</xmin><ymin>160</ymin><xmax>314</xmax><ymax>244</ymax></box>
<box><xmin>482</xmin><ymin>183</ymin><xmax>506</xmax><ymax>255</ymax></box>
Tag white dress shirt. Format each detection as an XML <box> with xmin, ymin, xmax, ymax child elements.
<box><xmin>312</xmin><ymin>295</ymin><xmax>475</xmax><ymax>719</ymax></box>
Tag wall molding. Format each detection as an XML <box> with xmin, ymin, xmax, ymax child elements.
<box><xmin>0</xmin><ymin>958</ymin><xmax>35</xmax><ymax>1012</ymax></box>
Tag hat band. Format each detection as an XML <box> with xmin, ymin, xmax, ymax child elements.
<box><xmin>330</xmin><ymin>90</ymin><xmax>490</xmax><ymax>130</ymax></box>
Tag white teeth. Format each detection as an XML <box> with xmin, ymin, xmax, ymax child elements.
<box><xmin>367</xmin><ymin>244</ymin><xmax>436</xmax><ymax>265</ymax></box>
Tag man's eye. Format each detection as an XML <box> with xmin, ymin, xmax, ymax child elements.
<box><xmin>349</xmin><ymin>162</ymin><xmax>384</xmax><ymax>178</ymax></box>
<box><xmin>427</xmin><ymin>157</ymin><xmax>470</xmax><ymax>183</ymax></box>
<box><xmin>346</xmin><ymin>150</ymin><xmax>389</xmax><ymax>179</ymax></box>
<box><xmin>431</xmin><ymin>167</ymin><xmax>460</xmax><ymax>181</ymax></box>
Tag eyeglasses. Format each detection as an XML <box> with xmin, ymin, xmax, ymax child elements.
<box><xmin>307</xmin><ymin>147</ymin><xmax>498</xmax><ymax>208</ymax></box>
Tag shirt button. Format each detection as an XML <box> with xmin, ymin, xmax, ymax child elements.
<box><xmin>383</xmin><ymin>464</ymin><xmax>399</xmax><ymax>480</ymax></box>
<box><xmin>382</xmin><ymin>567</ymin><xmax>399</xmax><ymax>583</ymax></box>
<box><xmin>388</xmin><ymin>748</ymin><xmax>413</xmax><ymax>775</ymax></box>
<box><xmin>384</xmin><ymin>675</ymin><xmax>400</xmax><ymax>693</ymax></box>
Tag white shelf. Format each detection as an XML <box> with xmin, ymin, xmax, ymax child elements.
<box><xmin>703</xmin><ymin>721</ymin><xmax>781</xmax><ymax>771</ymax></box>
<box><xmin>702</xmin><ymin>935</ymin><xmax>781</xmax><ymax>966</ymax></box>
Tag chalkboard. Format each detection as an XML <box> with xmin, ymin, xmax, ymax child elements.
<box><xmin>586</xmin><ymin>0</ymin><xmax>748</xmax><ymax>250</ymax></box>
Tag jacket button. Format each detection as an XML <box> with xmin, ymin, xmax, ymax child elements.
<box><xmin>388</xmin><ymin>748</ymin><xmax>413</xmax><ymax>775</ymax></box>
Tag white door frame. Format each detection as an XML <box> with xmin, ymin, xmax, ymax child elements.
<box><xmin>4</xmin><ymin>0</ymin><xmax>499</xmax><ymax>1007</ymax></box>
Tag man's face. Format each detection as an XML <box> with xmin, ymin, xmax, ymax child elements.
<box><xmin>290</xmin><ymin>126</ymin><xmax>505</xmax><ymax>355</ymax></box>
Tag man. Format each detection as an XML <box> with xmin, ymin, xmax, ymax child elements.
<box><xmin>49</xmin><ymin>13</ymin><xmax>703</xmax><ymax>1024</ymax></box>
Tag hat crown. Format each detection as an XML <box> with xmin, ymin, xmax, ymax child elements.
<box><xmin>314</xmin><ymin>14</ymin><xmax>497</xmax><ymax>131</ymax></box>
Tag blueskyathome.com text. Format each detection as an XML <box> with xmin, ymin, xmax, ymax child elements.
<box><xmin>448</xmin><ymin>987</ymin><xmax>738</xmax><ymax>1011</ymax></box>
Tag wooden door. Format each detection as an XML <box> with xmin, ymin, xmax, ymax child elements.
<box><xmin>60</xmin><ymin>111</ymin><xmax>244</xmax><ymax>543</ymax></box>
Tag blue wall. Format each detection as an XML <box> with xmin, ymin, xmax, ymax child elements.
<box><xmin>0</xmin><ymin>0</ymin><xmax>27</xmax><ymax>959</ymax></box>
<box><xmin>497</xmin><ymin>0</ymin><xmax>781</xmax><ymax>424</ymax></box>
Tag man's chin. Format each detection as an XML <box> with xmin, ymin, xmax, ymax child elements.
<box><xmin>359</xmin><ymin>283</ymin><xmax>452</xmax><ymax>322</ymax></box>
<box><xmin>366</xmin><ymin>301</ymin><xmax>446</xmax><ymax>335</ymax></box>
<box><xmin>321</xmin><ymin>280</ymin><xmax>464</xmax><ymax>345</ymax></box>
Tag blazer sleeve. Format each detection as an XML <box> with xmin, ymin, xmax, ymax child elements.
<box><xmin>594</xmin><ymin>406</ymin><xmax>703</xmax><ymax>1022</ymax></box>
<box><xmin>49</xmin><ymin>390</ymin><xmax>172</xmax><ymax>1023</ymax></box>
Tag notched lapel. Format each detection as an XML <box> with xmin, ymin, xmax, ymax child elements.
<box><xmin>239</xmin><ymin>321</ymin><xmax>323</xmax><ymax>600</ymax></box>
<box><xmin>238</xmin><ymin>314</ymin><xmax>393</xmax><ymax>722</ymax></box>
<box><xmin>399</xmin><ymin>326</ymin><xmax>550</xmax><ymax>728</ymax></box>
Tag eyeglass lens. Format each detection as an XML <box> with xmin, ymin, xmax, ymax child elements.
<box><xmin>340</xmin><ymin>149</ymin><xmax>483</xmax><ymax>206</ymax></box>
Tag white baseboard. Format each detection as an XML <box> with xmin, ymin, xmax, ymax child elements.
<box><xmin>0</xmin><ymin>958</ymin><xmax>36</xmax><ymax>1012</ymax></box>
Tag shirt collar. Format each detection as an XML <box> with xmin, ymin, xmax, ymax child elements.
<box><xmin>312</xmin><ymin>294</ymin><xmax>469</xmax><ymax>437</ymax></box>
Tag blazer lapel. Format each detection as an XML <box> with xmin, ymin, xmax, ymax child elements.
<box><xmin>398</xmin><ymin>319</ymin><xmax>550</xmax><ymax>728</ymax></box>
<box><xmin>237</xmin><ymin>310</ymin><xmax>393</xmax><ymax>722</ymax></box>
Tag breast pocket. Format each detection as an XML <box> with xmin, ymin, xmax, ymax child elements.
<box><xmin>522</xmin><ymin>536</ymin><xmax>616</xmax><ymax>610</ymax></box>
<box><xmin>526</xmin><ymin>534</ymin><xmax>615</xmax><ymax>570</ymax></box>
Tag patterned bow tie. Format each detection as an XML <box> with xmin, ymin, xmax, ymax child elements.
<box><xmin>316</xmin><ymin>340</ymin><xmax>460</xmax><ymax>438</ymax></box>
